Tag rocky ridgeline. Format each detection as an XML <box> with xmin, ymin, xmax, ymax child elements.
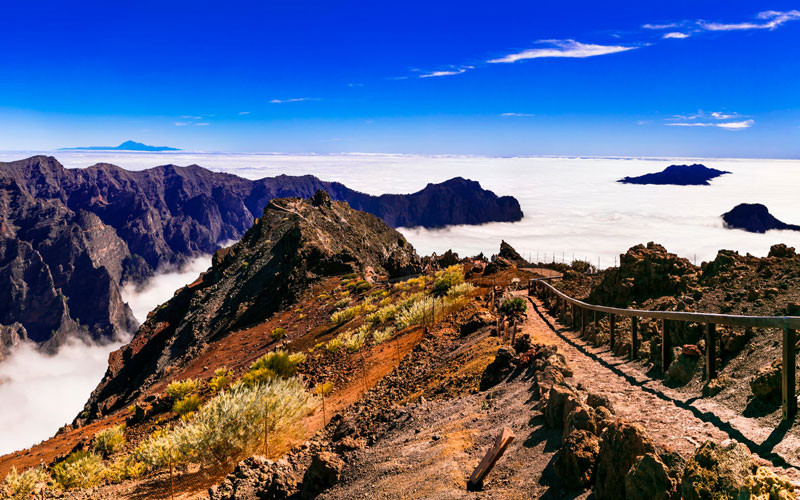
<box><xmin>560</xmin><ymin>241</ymin><xmax>800</xmax><ymax>408</ymax></box>
<box><xmin>0</xmin><ymin>156</ymin><xmax>521</xmax><ymax>348</ymax></box>
<box><xmin>81</xmin><ymin>191</ymin><xmax>422</xmax><ymax>420</ymax></box>
<box><xmin>523</xmin><ymin>341</ymin><xmax>794</xmax><ymax>499</ymax></box>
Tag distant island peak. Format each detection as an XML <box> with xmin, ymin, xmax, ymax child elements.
<box><xmin>59</xmin><ymin>140</ymin><xmax>180</xmax><ymax>151</ymax></box>
<box><xmin>618</xmin><ymin>163</ymin><xmax>730</xmax><ymax>186</ymax></box>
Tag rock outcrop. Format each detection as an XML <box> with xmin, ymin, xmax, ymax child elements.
<box><xmin>618</xmin><ymin>164</ymin><xmax>730</xmax><ymax>186</ymax></box>
<box><xmin>82</xmin><ymin>192</ymin><xmax>422</xmax><ymax>418</ymax></box>
<box><xmin>0</xmin><ymin>156</ymin><xmax>521</xmax><ymax>346</ymax></box>
<box><xmin>722</xmin><ymin>203</ymin><xmax>800</xmax><ymax>234</ymax></box>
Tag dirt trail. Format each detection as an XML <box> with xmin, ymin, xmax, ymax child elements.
<box><xmin>522</xmin><ymin>291</ymin><xmax>800</xmax><ymax>483</ymax></box>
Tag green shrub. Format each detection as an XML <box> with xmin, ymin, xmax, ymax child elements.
<box><xmin>270</xmin><ymin>327</ymin><xmax>287</xmax><ymax>340</ymax></box>
<box><xmin>433</xmin><ymin>265</ymin><xmax>464</xmax><ymax>296</ymax></box>
<box><xmin>106</xmin><ymin>455</ymin><xmax>146</xmax><ymax>483</ymax></box>
<box><xmin>93</xmin><ymin>424</ymin><xmax>126</xmax><ymax>457</ymax></box>
<box><xmin>500</xmin><ymin>297</ymin><xmax>527</xmax><ymax>315</ymax></box>
<box><xmin>2</xmin><ymin>466</ymin><xmax>49</xmax><ymax>499</ymax></box>
<box><xmin>333</xmin><ymin>298</ymin><xmax>351</xmax><ymax>310</ymax></box>
<box><xmin>331</xmin><ymin>305</ymin><xmax>360</xmax><ymax>325</ymax></box>
<box><xmin>570</xmin><ymin>259</ymin><xmax>598</xmax><ymax>274</ymax></box>
<box><xmin>353</xmin><ymin>280</ymin><xmax>372</xmax><ymax>293</ymax></box>
<box><xmin>165</xmin><ymin>378</ymin><xmax>200</xmax><ymax>401</ymax></box>
<box><xmin>325</xmin><ymin>337</ymin><xmax>343</xmax><ymax>353</ymax></box>
<box><xmin>341</xmin><ymin>273</ymin><xmax>358</xmax><ymax>280</ymax></box>
<box><xmin>51</xmin><ymin>451</ymin><xmax>106</xmax><ymax>490</ymax></box>
<box><xmin>240</xmin><ymin>350</ymin><xmax>306</xmax><ymax>387</ymax></box>
<box><xmin>209</xmin><ymin>367</ymin><xmax>232</xmax><ymax>394</ymax></box>
<box><xmin>173</xmin><ymin>394</ymin><xmax>202</xmax><ymax>420</ymax></box>
<box><xmin>133</xmin><ymin>429</ymin><xmax>186</xmax><ymax>471</ymax></box>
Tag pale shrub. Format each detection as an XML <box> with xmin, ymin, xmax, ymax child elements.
<box><xmin>51</xmin><ymin>451</ymin><xmax>106</xmax><ymax>490</ymax></box>
<box><xmin>209</xmin><ymin>367</ymin><xmax>232</xmax><ymax>394</ymax></box>
<box><xmin>372</xmin><ymin>326</ymin><xmax>396</xmax><ymax>344</ymax></box>
<box><xmin>93</xmin><ymin>424</ymin><xmax>126</xmax><ymax>457</ymax></box>
<box><xmin>2</xmin><ymin>466</ymin><xmax>49</xmax><ymax>499</ymax></box>
<box><xmin>133</xmin><ymin>429</ymin><xmax>186</xmax><ymax>470</ymax></box>
<box><xmin>173</xmin><ymin>394</ymin><xmax>201</xmax><ymax>420</ymax></box>
<box><xmin>106</xmin><ymin>455</ymin><xmax>146</xmax><ymax>483</ymax></box>
<box><xmin>240</xmin><ymin>350</ymin><xmax>306</xmax><ymax>387</ymax></box>
<box><xmin>433</xmin><ymin>265</ymin><xmax>464</xmax><ymax>296</ymax></box>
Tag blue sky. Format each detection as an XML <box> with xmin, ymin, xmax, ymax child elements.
<box><xmin>1</xmin><ymin>1</ymin><xmax>799</xmax><ymax>157</ymax></box>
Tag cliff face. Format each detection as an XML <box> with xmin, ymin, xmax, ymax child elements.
<box><xmin>0</xmin><ymin>156</ymin><xmax>521</xmax><ymax>346</ymax></box>
<box><xmin>83</xmin><ymin>191</ymin><xmax>422</xmax><ymax>417</ymax></box>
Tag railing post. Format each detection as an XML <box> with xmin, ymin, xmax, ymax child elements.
<box><xmin>609</xmin><ymin>314</ymin><xmax>616</xmax><ymax>351</ymax></box>
<box><xmin>593</xmin><ymin>310</ymin><xmax>599</xmax><ymax>343</ymax></box>
<box><xmin>571</xmin><ymin>303</ymin><xmax>577</xmax><ymax>330</ymax></box>
<box><xmin>581</xmin><ymin>307</ymin><xmax>586</xmax><ymax>338</ymax></box>
<box><xmin>706</xmin><ymin>323</ymin><xmax>716</xmax><ymax>381</ymax></box>
<box><xmin>662</xmin><ymin>319</ymin><xmax>672</xmax><ymax>372</ymax></box>
<box><xmin>631</xmin><ymin>317</ymin><xmax>638</xmax><ymax>360</ymax></box>
<box><xmin>783</xmin><ymin>327</ymin><xmax>797</xmax><ymax>422</ymax></box>
<box><xmin>511</xmin><ymin>320</ymin><xmax>517</xmax><ymax>346</ymax></box>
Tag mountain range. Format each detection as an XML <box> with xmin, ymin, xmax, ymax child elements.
<box><xmin>0</xmin><ymin>156</ymin><xmax>521</xmax><ymax>353</ymax></box>
<box><xmin>59</xmin><ymin>140</ymin><xmax>180</xmax><ymax>151</ymax></box>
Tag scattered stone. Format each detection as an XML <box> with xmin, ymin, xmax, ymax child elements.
<box><xmin>300</xmin><ymin>451</ymin><xmax>345</xmax><ymax>499</ymax></box>
<box><xmin>460</xmin><ymin>311</ymin><xmax>494</xmax><ymax>336</ymax></box>
<box><xmin>666</xmin><ymin>353</ymin><xmax>700</xmax><ymax>385</ymax></box>
<box><xmin>544</xmin><ymin>385</ymin><xmax>578</xmax><ymax>429</ymax></box>
<box><xmin>681</xmin><ymin>440</ymin><xmax>756</xmax><ymax>500</ymax></box>
<box><xmin>479</xmin><ymin>346</ymin><xmax>517</xmax><ymax>390</ymax></box>
<box><xmin>749</xmin><ymin>359</ymin><xmax>782</xmax><ymax>401</ymax></box>
<box><xmin>334</xmin><ymin>436</ymin><xmax>366</xmax><ymax>454</ymax></box>
<box><xmin>595</xmin><ymin>418</ymin><xmax>656</xmax><ymax>499</ymax></box>
<box><xmin>681</xmin><ymin>344</ymin><xmax>702</xmax><ymax>357</ymax></box>
<box><xmin>563</xmin><ymin>403</ymin><xmax>598</xmax><ymax>439</ymax></box>
<box><xmin>209</xmin><ymin>457</ymin><xmax>297</xmax><ymax>500</ymax></box>
<box><xmin>586</xmin><ymin>393</ymin><xmax>614</xmax><ymax>413</ymax></box>
<box><xmin>554</xmin><ymin>430</ymin><xmax>601</xmax><ymax>488</ymax></box>
<box><xmin>625</xmin><ymin>453</ymin><xmax>680</xmax><ymax>500</ymax></box>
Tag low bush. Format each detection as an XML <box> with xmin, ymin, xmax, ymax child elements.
<box><xmin>93</xmin><ymin>424</ymin><xmax>126</xmax><ymax>457</ymax></box>
<box><xmin>133</xmin><ymin>429</ymin><xmax>186</xmax><ymax>471</ymax></box>
<box><xmin>500</xmin><ymin>297</ymin><xmax>527</xmax><ymax>315</ymax></box>
<box><xmin>333</xmin><ymin>298</ymin><xmax>351</xmax><ymax>310</ymax></box>
<box><xmin>165</xmin><ymin>378</ymin><xmax>200</xmax><ymax>401</ymax></box>
<box><xmin>173</xmin><ymin>394</ymin><xmax>202</xmax><ymax>420</ymax></box>
<box><xmin>433</xmin><ymin>265</ymin><xmax>464</xmax><ymax>296</ymax></box>
<box><xmin>2</xmin><ymin>466</ymin><xmax>49</xmax><ymax>499</ymax></box>
<box><xmin>106</xmin><ymin>455</ymin><xmax>147</xmax><ymax>483</ymax></box>
<box><xmin>353</xmin><ymin>280</ymin><xmax>372</xmax><ymax>293</ymax></box>
<box><xmin>240</xmin><ymin>350</ymin><xmax>306</xmax><ymax>387</ymax></box>
<box><xmin>51</xmin><ymin>451</ymin><xmax>106</xmax><ymax>490</ymax></box>
<box><xmin>331</xmin><ymin>305</ymin><xmax>359</xmax><ymax>325</ymax></box>
<box><xmin>325</xmin><ymin>337</ymin><xmax>343</xmax><ymax>353</ymax></box>
<box><xmin>209</xmin><ymin>367</ymin><xmax>232</xmax><ymax>394</ymax></box>
<box><xmin>270</xmin><ymin>327</ymin><xmax>287</xmax><ymax>340</ymax></box>
<box><xmin>372</xmin><ymin>326</ymin><xmax>396</xmax><ymax>344</ymax></box>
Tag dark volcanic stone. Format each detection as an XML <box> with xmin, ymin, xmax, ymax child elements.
<box><xmin>618</xmin><ymin>164</ymin><xmax>730</xmax><ymax>186</ymax></box>
<box><xmin>722</xmin><ymin>203</ymin><xmax>800</xmax><ymax>234</ymax></box>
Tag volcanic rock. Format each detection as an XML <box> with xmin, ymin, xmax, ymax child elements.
<box><xmin>300</xmin><ymin>451</ymin><xmax>344</xmax><ymax>498</ymax></box>
<box><xmin>479</xmin><ymin>346</ymin><xmax>517</xmax><ymax>390</ymax></box>
<box><xmin>749</xmin><ymin>359</ymin><xmax>782</xmax><ymax>401</ymax></box>
<box><xmin>208</xmin><ymin>456</ymin><xmax>298</xmax><ymax>500</ymax></box>
<box><xmin>594</xmin><ymin>418</ymin><xmax>656</xmax><ymax>499</ymax></box>
<box><xmin>681</xmin><ymin>440</ymin><xmax>756</xmax><ymax>500</ymax></box>
<box><xmin>498</xmin><ymin>240</ymin><xmax>529</xmax><ymax>267</ymax></box>
<box><xmin>625</xmin><ymin>452</ymin><xmax>680</xmax><ymax>500</ymax></box>
<box><xmin>554</xmin><ymin>430</ymin><xmax>600</xmax><ymax>488</ymax></box>
<box><xmin>82</xmin><ymin>193</ymin><xmax>422</xmax><ymax>418</ymax></box>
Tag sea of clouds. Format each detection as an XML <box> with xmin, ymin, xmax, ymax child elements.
<box><xmin>0</xmin><ymin>255</ymin><xmax>212</xmax><ymax>456</ymax></box>
<box><xmin>0</xmin><ymin>151</ymin><xmax>799</xmax><ymax>455</ymax></box>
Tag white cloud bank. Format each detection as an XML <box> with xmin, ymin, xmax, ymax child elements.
<box><xmin>0</xmin><ymin>254</ymin><xmax>213</xmax><ymax>455</ymax></box>
<box><xmin>699</xmin><ymin>10</ymin><xmax>800</xmax><ymax>31</ymax></box>
<box><xmin>663</xmin><ymin>32</ymin><xmax>689</xmax><ymax>39</ymax></box>
<box><xmin>500</xmin><ymin>112</ymin><xmax>535</xmax><ymax>117</ymax></box>
<box><xmin>418</xmin><ymin>66</ymin><xmax>473</xmax><ymax>78</ymax></box>
<box><xmin>488</xmin><ymin>39</ymin><xmax>636</xmax><ymax>63</ymax></box>
<box><xmin>666</xmin><ymin>119</ymin><xmax>754</xmax><ymax>129</ymax></box>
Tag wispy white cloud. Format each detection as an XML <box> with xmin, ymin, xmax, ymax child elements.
<box><xmin>174</xmin><ymin>122</ymin><xmax>188</xmax><ymax>126</ymax></box>
<box><xmin>418</xmin><ymin>66</ymin><xmax>474</xmax><ymax>78</ymax></box>
<box><xmin>174</xmin><ymin>120</ymin><xmax>210</xmax><ymax>127</ymax></box>
<box><xmin>195</xmin><ymin>122</ymin><xmax>210</xmax><ymax>126</ymax></box>
<box><xmin>666</xmin><ymin>119</ymin><xmax>754</xmax><ymax>129</ymax></box>
<box><xmin>699</xmin><ymin>10</ymin><xmax>800</xmax><ymax>31</ymax></box>
<box><xmin>643</xmin><ymin>22</ymin><xmax>679</xmax><ymax>30</ymax></box>
<box><xmin>238</xmin><ymin>111</ymin><xmax>251</xmax><ymax>115</ymax></box>
<box><xmin>180</xmin><ymin>115</ymin><xmax>203</xmax><ymax>120</ymax></box>
<box><xmin>488</xmin><ymin>39</ymin><xmax>636</xmax><ymax>64</ymax></box>
<box><xmin>347</xmin><ymin>83</ymin><xmax>364</xmax><ymax>87</ymax></box>
<box><xmin>663</xmin><ymin>32</ymin><xmax>689</xmax><ymax>39</ymax></box>
<box><xmin>269</xmin><ymin>97</ymin><xmax>319</xmax><ymax>104</ymax></box>
<box><xmin>500</xmin><ymin>112</ymin><xmax>535</xmax><ymax>117</ymax></box>
<box><xmin>667</xmin><ymin>110</ymin><xmax>743</xmax><ymax>121</ymax></box>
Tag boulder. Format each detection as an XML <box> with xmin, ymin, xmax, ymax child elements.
<box><xmin>563</xmin><ymin>403</ymin><xmax>598</xmax><ymax>440</ymax></box>
<box><xmin>681</xmin><ymin>440</ymin><xmax>756</xmax><ymax>500</ymax></box>
<box><xmin>586</xmin><ymin>393</ymin><xmax>614</xmax><ymax>413</ymax></box>
<box><xmin>554</xmin><ymin>430</ymin><xmax>601</xmax><ymax>488</ymax></box>
<box><xmin>750</xmin><ymin>359</ymin><xmax>782</xmax><ymax>401</ymax></box>
<box><xmin>209</xmin><ymin>457</ymin><xmax>297</xmax><ymax>500</ymax></box>
<box><xmin>479</xmin><ymin>346</ymin><xmax>517</xmax><ymax>390</ymax></box>
<box><xmin>742</xmin><ymin>466</ymin><xmax>795</xmax><ymax>499</ymax></box>
<box><xmin>768</xmin><ymin>244</ymin><xmax>797</xmax><ymax>258</ymax></box>
<box><xmin>544</xmin><ymin>385</ymin><xmax>578</xmax><ymax>428</ymax></box>
<box><xmin>460</xmin><ymin>311</ymin><xmax>494</xmax><ymax>336</ymax></box>
<box><xmin>682</xmin><ymin>344</ymin><xmax>702</xmax><ymax>357</ymax></box>
<box><xmin>534</xmin><ymin>366</ymin><xmax>565</xmax><ymax>399</ymax></box>
<box><xmin>625</xmin><ymin>453</ymin><xmax>680</xmax><ymax>500</ymax></box>
<box><xmin>595</xmin><ymin>418</ymin><xmax>656</xmax><ymax>499</ymax></box>
<box><xmin>666</xmin><ymin>353</ymin><xmax>700</xmax><ymax>385</ymax></box>
<box><xmin>300</xmin><ymin>451</ymin><xmax>345</xmax><ymax>499</ymax></box>
<box><xmin>513</xmin><ymin>333</ymin><xmax>532</xmax><ymax>354</ymax></box>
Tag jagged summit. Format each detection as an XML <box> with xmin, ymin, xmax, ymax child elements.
<box><xmin>82</xmin><ymin>192</ymin><xmax>422</xmax><ymax>417</ymax></box>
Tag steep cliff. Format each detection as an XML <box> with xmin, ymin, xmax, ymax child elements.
<box><xmin>0</xmin><ymin>156</ymin><xmax>521</xmax><ymax>346</ymax></box>
<box><xmin>82</xmin><ymin>191</ymin><xmax>421</xmax><ymax>417</ymax></box>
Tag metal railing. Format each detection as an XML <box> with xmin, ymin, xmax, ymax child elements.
<box><xmin>529</xmin><ymin>278</ymin><xmax>800</xmax><ymax>421</ymax></box>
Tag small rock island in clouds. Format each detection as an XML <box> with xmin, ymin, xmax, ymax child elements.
<box><xmin>59</xmin><ymin>140</ymin><xmax>180</xmax><ymax>151</ymax></box>
<box><xmin>722</xmin><ymin>203</ymin><xmax>800</xmax><ymax>233</ymax></box>
<box><xmin>618</xmin><ymin>164</ymin><xmax>730</xmax><ymax>186</ymax></box>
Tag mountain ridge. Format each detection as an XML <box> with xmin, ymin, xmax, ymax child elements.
<box><xmin>59</xmin><ymin>140</ymin><xmax>180</xmax><ymax>151</ymax></box>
